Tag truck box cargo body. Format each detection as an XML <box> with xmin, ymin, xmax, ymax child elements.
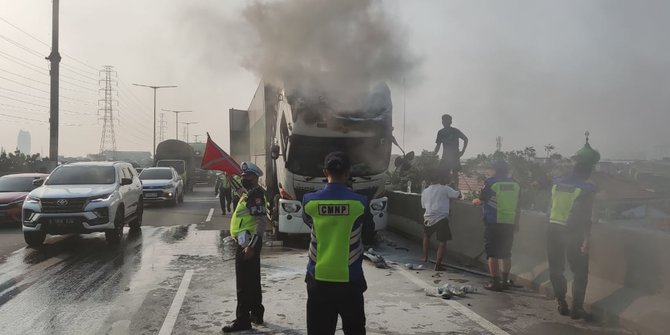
<box><xmin>230</xmin><ymin>79</ymin><xmax>392</xmax><ymax>236</ymax></box>
<box><xmin>155</xmin><ymin>140</ymin><xmax>195</xmax><ymax>192</ymax></box>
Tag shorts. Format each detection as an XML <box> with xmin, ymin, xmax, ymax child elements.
<box><xmin>484</xmin><ymin>224</ymin><xmax>515</xmax><ymax>259</ymax></box>
<box><xmin>424</xmin><ymin>218</ymin><xmax>452</xmax><ymax>242</ymax></box>
<box><xmin>439</xmin><ymin>156</ymin><xmax>462</xmax><ymax>172</ymax></box>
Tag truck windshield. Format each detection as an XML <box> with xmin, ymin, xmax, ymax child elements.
<box><xmin>139</xmin><ymin>169</ymin><xmax>173</xmax><ymax>180</ymax></box>
<box><xmin>46</xmin><ymin>166</ymin><xmax>116</xmax><ymax>185</ymax></box>
<box><xmin>287</xmin><ymin>135</ymin><xmax>391</xmax><ymax>177</ymax></box>
<box><xmin>157</xmin><ymin>161</ymin><xmax>185</xmax><ymax>175</ymax></box>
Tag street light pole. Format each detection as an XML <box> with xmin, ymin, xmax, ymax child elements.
<box><xmin>47</xmin><ymin>0</ymin><xmax>61</xmax><ymax>163</ymax></box>
<box><xmin>133</xmin><ymin>83</ymin><xmax>177</xmax><ymax>158</ymax></box>
<box><xmin>181</xmin><ymin>122</ymin><xmax>197</xmax><ymax>144</ymax></box>
<box><xmin>162</xmin><ymin>109</ymin><xmax>192</xmax><ymax>141</ymax></box>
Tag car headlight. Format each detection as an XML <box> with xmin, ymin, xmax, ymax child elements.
<box><xmin>371</xmin><ymin>201</ymin><xmax>387</xmax><ymax>211</ymax></box>
<box><xmin>26</xmin><ymin>196</ymin><xmax>40</xmax><ymax>204</ymax></box>
<box><xmin>281</xmin><ymin>203</ymin><xmax>301</xmax><ymax>213</ymax></box>
<box><xmin>90</xmin><ymin>193</ymin><xmax>113</xmax><ymax>202</ymax></box>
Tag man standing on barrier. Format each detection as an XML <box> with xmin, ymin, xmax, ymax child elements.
<box><xmin>473</xmin><ymin>160</ymin><xmax>521</xmax><ymax>291</ymax></box>
<box><xmin>222</xmin><ymin>162</ymin><xmax>267</xmax><ymax>333</ymax></box>
<box><xmin>547</xmin><ymin>141</ymin><xmax>599</xmax><ymax>321</ymax></box>
<box><xmin>303</xmin><ymin>151</ymin><xmax>369</xmax><ymax>335</ymax></box>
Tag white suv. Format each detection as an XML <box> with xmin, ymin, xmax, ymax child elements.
<box><xmin>22</xmin><ymin>161</ymin><xmax>143</xmax><ymax>247</ymax></box>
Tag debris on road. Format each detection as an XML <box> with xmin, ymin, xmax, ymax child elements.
<box><xmin>405</xmin><ymin>263</ymin><xmax>424</xmax><ymax>270</ymax></box>
<box><xmin>426</xmin><ymin>283</ymin><xmax>478</xmax><ymax>300</ymax></box>
<box><xmin>363</xmin><ymin>248</ymin><xmax>390</xmax><ymax>269</ymax></box>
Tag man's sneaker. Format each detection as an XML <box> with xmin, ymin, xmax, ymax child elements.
<box><xmin>557</xmin><ymin>300</ymin><xmax>570</xmax><ymax>316</ymax></box>
<box><xmin>571</xmin><ymin>307</ymin><xmax>593</xmax><ymax>321</ymax></box>
<box><xmin>222</xmin><ymin>320</ymin><xmax>252</xmax><ymax>333</ymax></box>
<box><xmin>250</xmin><ymin>315</ymin><xmax>264</xmax><ymax>325</ymax></box>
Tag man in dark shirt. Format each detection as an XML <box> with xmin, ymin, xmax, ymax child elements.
<box><xmin>433</xmin><ymin>114</ymin><xmax>468</xmax><ymax>188</ymax></box>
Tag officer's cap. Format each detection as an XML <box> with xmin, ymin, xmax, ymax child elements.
<box><xmin>241</xmin><ymin>161</ymin><xmax>263</xmax><ymax>177</ymax></box>
<box><xmin>324</xmin><ymin>151</ymin><xmax>351</xmax><ymax>174</ymax></box>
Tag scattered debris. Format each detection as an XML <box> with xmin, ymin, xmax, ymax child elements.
<box><xmin>426</xmin><ymin>283</ymin><xmax>477</xmax><ymax>299</ymax></box>
<box><xmin>433</xmin><ymin>280</ymin><xmax>442</xmax><ymax>284</ymax></box>
<box><xmin>363</xmin><ymin>248</ymin><xmax>390</xmax><ymax>269</ymax></box>
<box><xmin>265</xmin><ymin>240</ymin><xmax>284</xmax><ymax>247</ymax></box>
<box><xmin>395</xmin><ymin>247</ymin><xmax>410</xmax><ymax>252</ymax></box>
<box><xmin>405</xmin><ymin>263</ymin><xmax>424</xmax><ymax>270</ymax></box>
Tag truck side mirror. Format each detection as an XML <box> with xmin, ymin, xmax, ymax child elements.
<box><xmin>271</xmin><ymin>144</ymin><xmax>280</xmax><ymax>160</ymax></box>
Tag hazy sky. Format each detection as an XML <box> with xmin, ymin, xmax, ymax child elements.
<box><xmin>1</xmin><ymin>0</ymin><xmax>669</xmax><ymax>160</ymax></box>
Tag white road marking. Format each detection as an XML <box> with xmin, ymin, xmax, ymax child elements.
<box><xmin>205</xmin><ymin>208</ymin><xmax>214</xmax><ymax>222</ymax></box>
<box><xmin>158</xmin><ymin>269</ymin><xmax>195</xmax><ymax>335</ymax></box>
<box><xmin>395</xmin><ymin>266</ymin><xmax>510</xmax><ymax>335</ymax></box>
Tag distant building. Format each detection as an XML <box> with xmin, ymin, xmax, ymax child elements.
<box><xmin>17</xmin><ymin>130</ymin><xmax>31</xmax><ymax>155</ymax></box>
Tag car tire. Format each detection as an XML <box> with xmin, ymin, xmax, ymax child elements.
<box><xmin>24</xmin><ymin>231</ymin><xmax>46</xmax><ymax>248</ymax></box>
<box><xmin>169</xmin><ymin>195</ymin><xmax>178</xmax><ymax>207</ymax></box>
<box><xmin>178</xmin><ymin>190</ymin><xmax>184</xmax><ymax>204</ymax></box>
<box><xmin>105</xmin><ymin>209</ymin><xmax>124</xmax><ymax>244</ymax></box>
<box><xmin>129</xmin><ymin>198</ymin><xmax>143</xmax><ymax>230</ymax></box>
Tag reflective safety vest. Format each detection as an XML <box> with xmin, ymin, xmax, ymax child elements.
<box><xmin>549</xmin><ymin>184</ymin><xmax>583</xmax><ymax>226</ymax></box>
<box><xmin>218</xmin><ymin>175</ymin><xmax>231</xmax><ymax>188</ymax></box>
<box><xmin>488</xmin><ymin>181</ymin><xmax>521</xmax><ymax>224</ymax></box>
<box><xmin>304</xmin><ymin>200</ymin><xmax>365</xmax><ymax>283</ymax></box>
<box><xmin>230</xmin><ymin>193</ymin><xmax>257</xmax><ymax>237</ymax></box>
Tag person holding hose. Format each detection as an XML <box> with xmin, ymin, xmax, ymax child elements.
<box><xmin>222</xmin><ymin>162</ymin><xmax>268</xmax><ymax>333</ymax></box>
<box><xmin>473</xmin><ymin>160</ymin><xmax>521</xmax><ymax>291</ymax></box>
<box><xmin>302</xmin><ymin>151</ymin><xmax>370</xmax><ymax>335</ymax></box>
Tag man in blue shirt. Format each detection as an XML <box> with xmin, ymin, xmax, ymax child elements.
<box><xmin>303</xmin><ymin>151</ymin><xmax>369</xmax><ymax>335</ymax></box>
<box><xmin>474</xmin><ymin>161</ymin><xmax>521</xmax><ymax>291</ymax></box>
<box><xmin>547</xmin><ymin>160</ymin><xmax>597</xmax><ymax>320</ymax></box>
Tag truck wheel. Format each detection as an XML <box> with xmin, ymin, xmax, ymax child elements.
<box><xmin>129</xmin><ymin>199</ymin><xmax>143</xmax><ymax>230</ymax></box>
<box><xmin>106</xmin><ymin>209</ymin><xmax>124</xmax><ymax>244</ymax></box>
<box><xmin>24</xmin><ymin>231</ymin><xmax>46</xmax><ymax>248</ymax></box>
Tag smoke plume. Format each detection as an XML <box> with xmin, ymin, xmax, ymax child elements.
<box><xmin>183</xmin><ymin>0</ymin><xmax>418</xmax><ymax>108</ymax></box>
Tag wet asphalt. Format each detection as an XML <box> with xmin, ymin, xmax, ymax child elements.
<box><xmin>0</xmin><ymin>187</ymin><xmax>633</xmax><ymax>335</ymax></box>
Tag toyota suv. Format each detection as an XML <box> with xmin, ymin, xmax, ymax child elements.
<box><xmin>22</xmin><ymin>161</ymin><xmax>144</xmax><ymax>247</ymax></box>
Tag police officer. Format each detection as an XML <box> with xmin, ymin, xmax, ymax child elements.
<box><xmin>473</xmin><ymin>160</ymin><xmax>521</xmax><ymax>291</ymax></box>
<box><xmin>303</xmin><ymin>151</ymin><xmax>369</xmax><ymax>335</ymax></box>
<box><xmin>547</xmin><ymin>156</ymin><xmax>597</xmax><ymax>320</ymax></box>
<box><xmin>215</xmin><ymin>171</ymin><xmax>233</xmax><ymax>215</ymax></box>
<box><xmin>222</xmin><ymin>162</ymin><xmax>267</xmax><ymax>333</ymax></box>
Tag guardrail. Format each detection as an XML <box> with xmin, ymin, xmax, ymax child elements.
<box><xmin>387</xmin><ymin>191</ymin><xmax>669</xmax><ymax>335</ymax></box>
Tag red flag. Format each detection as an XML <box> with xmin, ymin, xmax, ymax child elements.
<box><xmin>201</xmin><ymin>133</ymin><xmax>243</xmax><ymax>175</ymax></box>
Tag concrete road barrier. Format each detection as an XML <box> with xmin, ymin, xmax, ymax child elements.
<box><xmin>387</xmin><ymin>191</ymin><xmax>670</xmax><ymax>335</ymax></box>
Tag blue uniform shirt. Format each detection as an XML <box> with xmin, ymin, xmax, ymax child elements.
<box><xmin>303</xmin><ymin>183</ymin><xmax>369</xmax><ymax>283</ymax></box>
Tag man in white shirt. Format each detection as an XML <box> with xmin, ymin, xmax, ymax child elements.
<box><xmin>421</xmin><ymin>171</ymin><xmax>461</xmax><ymax>271</ymax></box>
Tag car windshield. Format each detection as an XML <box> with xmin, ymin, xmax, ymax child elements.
<box><xmin>45</xmin><ymin>166</ymin><xmax>116</xmax><ymax>185</ymax></box>
<box><xmin>156</xmin><ymin>161</ymin><xmax>185</xmax><ymax>175</ymax></box>
<box><xmin>140</xmin><ymin>169</ymin><xmax>173</xmax><ymax>180</ymax></box>
<box><xmin>0</xmin><ymin>176</ymin><xmax>39</xmax><ymax>192</ymax></box>
<box><xmin>286</xmin><ymin>135</ymin><xmax>391</xmax><ymax>177</ymax></box>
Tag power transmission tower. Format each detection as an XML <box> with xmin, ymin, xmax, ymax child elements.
<box><xmin>496</xmin><ymin>136</ymin><xmax>503</xmax><ymax>152</ymax></box>
<box><xmin>99</xmin><ymin>65</ymin><xmax>118</xmax><ymax>159</ymax></box>
<box><xmin>158</xmin><ymin>113</ymin><xmax>167</xmax><ymax>142</ymax></box>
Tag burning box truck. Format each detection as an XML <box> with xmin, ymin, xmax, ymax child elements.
<box><xmin>229</xmin><ymin>79</ymin><xmax>394</xmax><ymax>240</ymax></box>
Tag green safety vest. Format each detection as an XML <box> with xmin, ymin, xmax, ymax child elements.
<box><xmin>230</xmin><ymin>193</ymin><xmax>257</xmax><ymax>237</ymax></box>
<box><xmin>549</xmin><ymin>184</ymin><xmax>583</xmax><ymax>226</ymax></box>
<box><xmin>304</xmin><ymin>200</ymin><xmax>365</xmax><ymax>283</ymax></box>
<box><xmin>490</xmin><ymin>181</ymin><xmax>521</xmax><ymax>224</ymax></box>
<box><xmin>218</xmin><ymin>175</ymin><xmax>231</xmax><ymax>188</ymax></box>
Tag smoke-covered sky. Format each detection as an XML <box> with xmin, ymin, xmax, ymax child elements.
<box><xmin>1</xmin><ymin>0</ymin><xmax>669</xmax><ymax>160</ymax></box>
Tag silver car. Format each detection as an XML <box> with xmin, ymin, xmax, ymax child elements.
<box><xmin>138</xmin><ymin>167</ymin><xmax>184</xmax><ymax>206</ymax></box>
<box><xmin>22</xmin><ymin>162</ymin><xmax>144</xmax><ymax>247</ymax></box>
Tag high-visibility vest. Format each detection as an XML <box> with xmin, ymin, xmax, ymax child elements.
<box><xmin>489</xmin><ymin>181</ymin><xmax>521</xmax><ymax>224</ymax></box>
<box><xmin>230</xmin><ymin>193</ymin><xmax>257</xmax><ymax>237</ymax></box>
<box><xmin>218</xmin><ymin>175</ymin><xmax>231</xmax><ymax>188</ymax></box>
<box><xmin>304</xmin><ymin>200</ymin><xmax>365</xmax><ymax>283</ymax></box>
<box><xmin>549</xmin><ymin>184</ymin><xmax>583</xmax><ymax>226</ymax></box>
